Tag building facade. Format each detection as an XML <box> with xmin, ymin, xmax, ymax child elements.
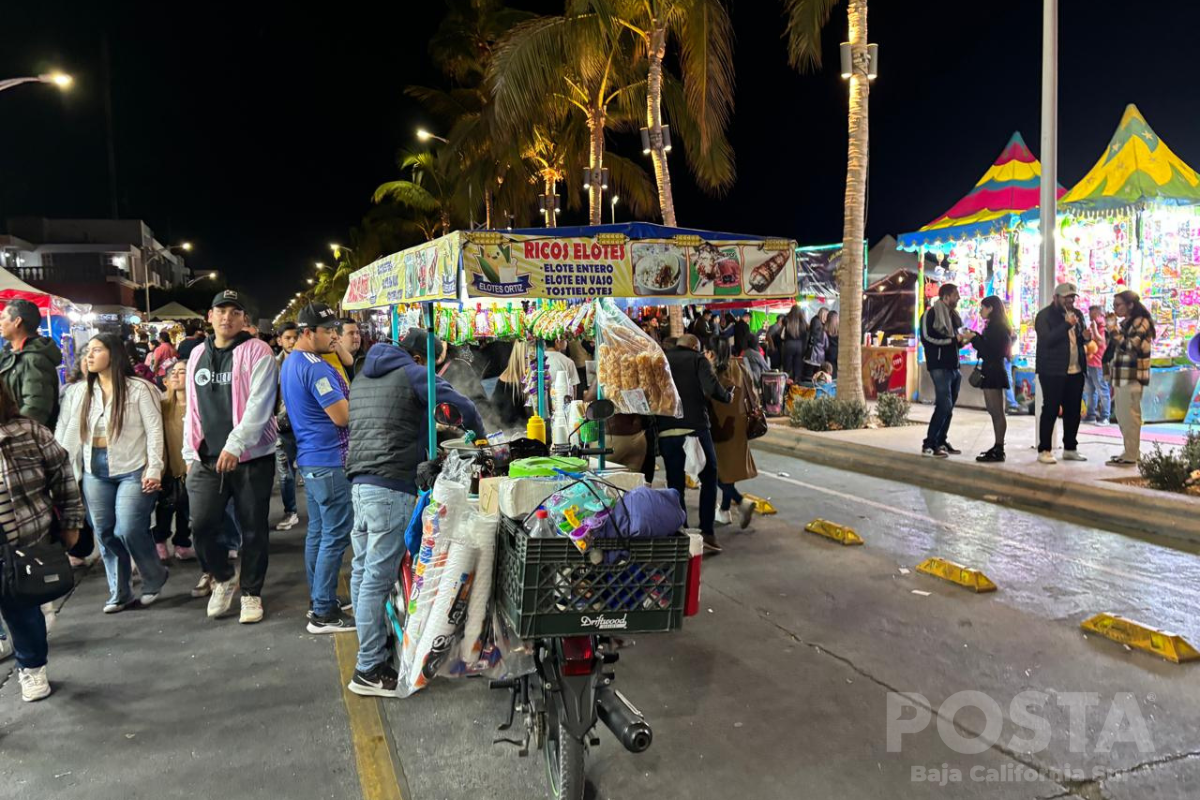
<box><xmin>0</xmin><ymin>218</ymin><xmax>190</xmax><ymax>311</ymax></box>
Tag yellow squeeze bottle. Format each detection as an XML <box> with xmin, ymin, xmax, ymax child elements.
<box><xmin>527</xmin><ymin>414</ymin><xmax>546</xmax><ymax>444</ymax></box>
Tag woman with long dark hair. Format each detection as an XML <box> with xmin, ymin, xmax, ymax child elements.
<box><xmin>708</xmin><ymin>338</ymin><xmax>758</xmax><ymax>529</ymax></box>
<box><xmin>970</xmin><ymin>296</ymin><xmax>1013</xmax><ymax>462</ymax></box>
<box><xmin>65</xmin><ymin>333</ymin><xmax>168</xmax><ymax>611</ymax></box>
<box><xmin>825</xmin><ymin>311</ymin><xmax>841</xmax><ymax>379</ymax></box>
<box><xmin>803</xmin><ymin>307</ymin><xmax>830</xmax><ymax>381</ymax></box>
<box><xmin>1107</xmin><ymin>291</ymin><xmax>1156</xmax><ymax>466</ymax></box>
<box><xmin>154</xmin><ymin>359</ymin><xmax>195</xmax><ymax>562</ymax></box>
<box><xmin>781</xmin><ymin>305</ymin><xmax>809</xmax><ymax>383</ymax></box>
<box><xmin>0</xmin><ymin>382</ymin><xmax>85</xmax><ymax>701</ymax></box>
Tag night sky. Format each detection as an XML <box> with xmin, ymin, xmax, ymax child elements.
<box><xmin>3</xmin><ymin>1</ymin><xmax>1198</xmax><ymax>320</ymax></box>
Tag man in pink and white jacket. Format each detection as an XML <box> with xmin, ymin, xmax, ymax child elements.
<box><xmin>184</xmin><ymin>290</ymin><xmax>279</xmax><ymax>624</ymax></box>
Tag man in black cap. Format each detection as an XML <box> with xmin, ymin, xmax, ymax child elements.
<box><xmin>342</xmin><ymin>327</ymin><xmax>484</xmax><ymax>697</ymax></box>
<box><xmin>281</xmin><ymin>303</ymin><xmax>354</xmax><ymax>634</ymax></box>
<box><xmin>184</xmin><ymin>290</ymin><xmax>279</xmax><ymax>624</ymax></box>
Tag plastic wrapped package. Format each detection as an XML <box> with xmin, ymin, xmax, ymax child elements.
<box><xmin>594</xmin><ymin>298</ymin><xmax>683</xmax><ymax>418</ymax></box>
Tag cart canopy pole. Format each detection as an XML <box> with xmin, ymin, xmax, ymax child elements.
<box><xmin>535</xmin><ymin>300</ymin><xmax>548</xmax><ymax>418</ymax></box>
<box><xmin>425</xmin><ymin>302</ymin><xmax>437</xmax><ymax>459</ymax></box>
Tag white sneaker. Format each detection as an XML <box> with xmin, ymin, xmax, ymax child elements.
<box><xmin>240</xmin><ymin>595</ymin><xmax>264</xmax><ymax>624</ymax></box>
<box><xmin>18</xmin><ymin>666</ymin><xmax>51</xmax><ymax>702</ymax></box>
<box><xmin>1037</xmin><ymin>452</ymin><xmax>1057</xmax><ymax>465</ymax></box>
<box><xmin>207</xmin><ymin>577</ymin><xmax>237</xmax><ymax>618</ymax></box>
<box><xmin>714</xmin><ymin>508</ymin><xmax>731</xmax><ymax>525</ymax></box>
<box><xmin>275</xmin><ymin>512</ymin><xmax>300</xmax><ymax>531</ymax></box>
<box><xmin>191</xmin><ymin>573</ymin><xmax>214</xmax><ymax>598</ymax></box>
<box><xmin>1062</xmin><ymin>450</ymin><xmax>1088</xmax><ymax>462</ymax></box>
<box><xmin>41</xmin><ymin>603</ymin><xmax>57</xmax><ymax>633</ymax></box>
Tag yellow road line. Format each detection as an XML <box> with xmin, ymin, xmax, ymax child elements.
<box><xmin>334</xmin><ymin>575</ymin><xmax>405</xmax><ymax>800</ymax></box>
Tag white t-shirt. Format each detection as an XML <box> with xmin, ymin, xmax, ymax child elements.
<box><xmin>545</xmin><ymin>350</ymin><xmax>580</xmax><ymax>389</ymax></box>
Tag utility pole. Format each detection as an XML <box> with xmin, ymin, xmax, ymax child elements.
<box><xmin>1038</xmin><ymin>0</ymin><xmax>1057</xmax><ymax>308</ymax></box>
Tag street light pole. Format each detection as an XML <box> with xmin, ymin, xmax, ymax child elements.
<box><xmin>142</xmin><ymin>242</ymin><xmax>193</xmax><ymax>315</ymax></box>
<box><xmin>0</xmin><ymin>73</ymin><xmax>73</xmax><ymax>94</ymax></box>
<box><xmin>1038</xmin><ymin>0</ymin><xmax>1058</xmax><ymax>310</ymax></box>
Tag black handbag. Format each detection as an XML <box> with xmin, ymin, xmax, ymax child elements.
<box><xmin>1</xmin><ymin>538</ymin><xmax>75</xmax><ymax>606</ymax></box>
<box><xmin>968</xmin><ymin>365</ymin><xmax>985</xmax><ymax>389</ymax></box>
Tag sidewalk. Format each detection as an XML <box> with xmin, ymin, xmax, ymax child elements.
<box><xmin>757</xmin><ymin>404</ymin><xmax>1200</xmax><ymax>544</ymax></box>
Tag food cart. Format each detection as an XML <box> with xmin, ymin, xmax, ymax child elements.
<box><xmin>1054</xmin><ymin>105</ymin><xmax>1200</xmax><ymax>421</ymax></box>
<box><xmin>897</xmin><ymin>132</ymin><xmax>1059</xmax><ymax>410</ymax></box>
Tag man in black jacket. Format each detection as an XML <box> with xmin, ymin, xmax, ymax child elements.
<box><xmin>1034</xmin><ymin>282</ymin><xmax>1091</xmax><ymax>464</ymax></box>
<box><xmin>655</xmin><ymin>334</ymin><xmax>733</xmax><ymax>553</ymax></box>
<box><xmin>342</xmin><ymin>329</ymin><xmax>483</xmax><ymax>697</ymax></box>
<box><xmin>919</xmin><ymin>284</ymin><xmax>973</xmax><ymax>457</ymax></box>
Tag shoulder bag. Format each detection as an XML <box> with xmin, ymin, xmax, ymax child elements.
<box><xmin>743</xmin><ymin>368</ymin><xmax>769</xmax><ymax>440</ymax></box>
<box><xmin>1</xmin><ymin>537</ymin><xmax>75</xmax><ymax>606</ymax></box>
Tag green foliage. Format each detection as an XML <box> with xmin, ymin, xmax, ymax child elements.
<box><xmin>874</xmin><ymin>392</ymin><xmax>911</xmax><ymax>428</ymax></box>
<box><xmin>1181</xmin><ymin>428</ymin><xmax>1200</xmax><ymax>471</ymax></box>
<box><xmin>1139</xmin><ymin>444</ymin><xmax>1192</xmax><ymax>493</ymax></box>
<box><xmin>790</xmin><ymin>396</ymin><xmax>868</xmax><ymax>432</ymax></box>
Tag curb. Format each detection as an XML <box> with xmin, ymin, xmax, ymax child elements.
<box><xmin>755</xmin><ymin>426</ymin><xmax>1200</xmax><ymax>546</ymax></box>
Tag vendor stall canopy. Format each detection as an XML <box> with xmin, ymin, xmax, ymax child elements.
<box><xmin>1059</xmin><ymin>104</ymin><xmax>1200</xmax><ymax>210</ymax></box>
<box><xmin>897</xmin><ymin>132</ymin><xmax>1063</xmax><ymax>251</ymax></box>
<box><xmin>148</xmin><ymin>301</ymin><xmax>204</xmax><ymax>321</ymax></box>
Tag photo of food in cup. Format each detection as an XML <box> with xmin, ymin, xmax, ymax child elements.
<box><xmin>691</xmin><ymin>242</ymin><xmax>741</xmax><ymax>295</ymax></box>
<box><xmin>632</xmin><ymin>243</ymin><xmax>685</xmax><ymax>296</ymax></box>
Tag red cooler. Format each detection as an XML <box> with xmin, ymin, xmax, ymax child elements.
<box><xmin>684</xmin><ymin>531</ymin><xmax>704</xmax><ymax>617</ymax></box>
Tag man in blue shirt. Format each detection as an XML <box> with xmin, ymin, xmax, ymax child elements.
<box><xmin>280</xmin><ymin>303</ymin><xmax>354</xmax><ymax>634</ymax></box>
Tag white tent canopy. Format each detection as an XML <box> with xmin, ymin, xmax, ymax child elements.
<box><xmin>0</xmin><ymin>265</ymin><xmax>46</xmax><ymax>295</ymax></box>
<box><xmin>149</xmin><ymin>301</ymin><xmax>204</xmax><ymax>320</ymax></box>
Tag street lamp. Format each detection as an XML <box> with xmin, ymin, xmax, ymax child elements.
<box><xmin>611</xmin><ymin>195</ymin><xmax>619</xmax><ymax>225</ymax></box>
<box><xmin>142</xmin><ymin>242</ymin><xmax>195</xmax><ymax>314</ymax></box>
<box><xmin>416</xmin><ymin>128</ymin><xmax>449</xmax><ymax>144</ymax></box>
<box><xmin>306</xmin><ymin>278</ymin><xmax>314</xmax><ymax>285</ymax></box>
<box><xmin>184</xmin><ymin>271</ymin><xmax>218</xmax><ymax>288</ymax></box>
<box><xmin>0</xmin><ymin>72</ymin><xmax>73</xmax><ymax>94</ymax></box>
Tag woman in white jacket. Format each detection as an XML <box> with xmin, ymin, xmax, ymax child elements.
<box><xmin>64</xmin><ymin>333</ymin><xmax>168</xmax><ymax>612</ymax></box>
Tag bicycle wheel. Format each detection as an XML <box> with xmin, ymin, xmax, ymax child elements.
<box><xmin>544</xmin><ymin>699</ymin><xmax>586</xmax><ymax>800</ymax></box>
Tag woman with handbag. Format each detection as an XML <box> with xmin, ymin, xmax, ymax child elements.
<box><xmin>63</xmin><ymin>333</ymin><xmax>168</xmax><ymax>613</ymax></box>
<box><xmin>802</xmin><ymin>307</ymin><xmax>830</xmax><ymax>381</ymax></box>
<box><xmin>968</xmin><ymin>296</ymin><xmax>1013</xmax><ymax>462</ymax></box>
<box><xmin>0</xmin><ymin>381</ymin><xmax>86</xmax><ymax>702</ymax></box>
<box><xmin>153</xmin><ymin>359</ymin><xmax>195</xmax><ymax>562</ymax></box>
<box><xmin>708</xmin><ymin>339</ymin><xmax>759</xmax><ymax>530</ymax></box>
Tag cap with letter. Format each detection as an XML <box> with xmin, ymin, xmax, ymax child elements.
<box><xmin>296</xmin><ymin>302</ymin><xmax>341</xmax><ymax>330</ymax></box>
<box><xmin>211</xmin><ymin>289</ymin><xmax>245</xmax><ymax>310</ymax></box>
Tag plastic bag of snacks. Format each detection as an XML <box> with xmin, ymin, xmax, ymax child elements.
<box><xmin>595</xmin><ymin>298</ymin><xmax>683</xmax><ymax>418</ymax></box>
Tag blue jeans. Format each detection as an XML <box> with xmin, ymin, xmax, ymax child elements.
<box><xmin>0</xmin><ymin>593</ymin><xmax>47</xmax><ymax>669</ymax></box>
<box><xmin>1084</xmin><ymin>365</ymin><xmax>1111</xmax><ymax>420</ymax></box>
<box><xmin>301</xmin><ymin>466</ymin><xmax>354</xmax><ymax>617</ymax></box>
<box><xmin>276</xmin><ymin>438</ymin><xmax>297</xmax><ymax>514</ymax></box>
<box><xmin>923</xmin><ymin>368</ymin><xmax>962</xmax><ymax>451</ymax></box>
<box><xmin>349</xmin><ymin>483</ymin><xmax>416</xmax><ymax>673</ymax></box>
<box><xmin>1003</xmin><ymin>358</ymin><xmax>1018</xmax><ymax>408</ymax></box>
<box><xmin>719</xmin><ymin>482</ymin><xmax>743</xmax><ymax>512</ymax></box>
<box><xmin>83</xmin><ymin>449</ymin><xmax>166</xmax><ymax>605</ymax></box>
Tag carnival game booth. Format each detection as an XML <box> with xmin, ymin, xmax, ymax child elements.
<box><xmin>342</xmin><ymin>222</ymin><xmax>799</xmax><ymax>444</ymax></box>
<box><xmin>898</xmin><ymin>132</ymin><xmax>1060</xmax><ymax>410</ymax></box>
<box><xmin>1054</xmin><ymin>105</ymin><xmax>1200</xmax><ymax>422</ymax></box>
<box><xmin>861</xmin><ymin>269</ymin><xmax>919</xmax><ymax>400</ymax></box>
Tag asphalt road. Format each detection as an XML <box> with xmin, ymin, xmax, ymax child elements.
<box><xmin>3</xmin><ymin>450</ymin><xmax>1198</xmax><ymax>800</ymax></box>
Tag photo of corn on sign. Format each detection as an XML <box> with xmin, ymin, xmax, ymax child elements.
<box><xmin>461</xmin><ymin>233</ymin><xmax>796</xmax><ymax>300</ymax></box>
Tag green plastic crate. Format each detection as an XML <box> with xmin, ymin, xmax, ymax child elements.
<box><xmin>497</xmin><ymin>516</ymin><xmax>689</xmax><ymax>638</ymax></box>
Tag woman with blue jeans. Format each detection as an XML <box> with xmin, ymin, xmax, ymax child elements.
<box><xmin>65</xmin><ymin>334</ymin><xmax>168</xmax><ymax>612</ymax></box>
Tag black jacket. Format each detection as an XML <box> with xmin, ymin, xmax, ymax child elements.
<box><xmin>347</xmin><ymin>343</ymin><xmax>484</xmax><ymax>494</ymax></box>
<box><xmin>1035</xmin><ymin>304</ymin><xmax>1088</xmax><ymax>377</ymax></box>
<box><xmin>655</xmin><ymin>346</ymin><xmax>732</xmax><ymax>432</ymax></box>
<box><xmin>969</xmin><ymin>324</ymin><xmax>1012</xmax><ymax>390</ymax></box>
<box><xmin>920</xmin><ymin>301</ymin><xmax>963</xmax><ymax>371</ymax></box>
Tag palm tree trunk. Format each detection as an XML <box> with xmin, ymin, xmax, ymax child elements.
<box><xmin>837</xmin><ymin>0</ymin><xmax>868</xmax><ymax>407</ymax></box>
<box><xmin>544</xmin><ymin>174</ymin><xmax>557</xmax><ymax>229</ymax></box>
<box><xmin>484</xmin><ymin>186</ymin><xmax>494</xmax><ymax>230</ymax></box>
<box><xmin>587</xmin><ymin>107</ymin><xmax>605</xmax><ymax>226</ymax></box>
<box><xmin>646</xmin><ymin>21</ymin><xmax>676</xmax><ymax>227</ymax></box>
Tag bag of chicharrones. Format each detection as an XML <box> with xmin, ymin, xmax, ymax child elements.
<box><xmin>594</xmin><ymin>298</ymin><xmax>683</xmax><ymax>418</ymax></box>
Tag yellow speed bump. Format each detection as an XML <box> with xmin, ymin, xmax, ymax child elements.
<box><xmin>916</xmin><ymin>557</ymin><xmax>998</xmax><ymax>593</ymax></box>
<box><xmin>804</xmin><ymin>519</ymin><xmax>864</xmax><ymax>546</ymax></box>
<box><xmin>1080</xmin><ymin>613</ymin><xmax>1200</xmax><ymax>664</ymax></box>
<box><xmin>742</xmin><ymin>493</ymin><xmax>777</xmax><ymax>515</ymax></box>
<box><xmin>685</xmin><ymin>475</ymin><xmax>699</xmax><ymax>490</ymax></box>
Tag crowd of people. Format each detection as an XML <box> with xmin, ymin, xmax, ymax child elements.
<box><xmin>920</xmin><ymin>282</ymin><xmax>1156</xmax><ymax>466</ymax></box>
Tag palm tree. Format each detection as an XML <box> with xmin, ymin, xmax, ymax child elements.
<box><xmin>782</xmin><ymin>0</ymin><xmax>868</xmax><ymax>405</ymax></box>
<box><xmin>491</xmin><ymin>12</ymin><xmax>656</xmax><ymax>224</ymax></box>
<box><xmin>576</xmin><ymin>0</ymin><xmax>736</xmax><ymax>226</ymax></box>
<box><xmin>372</xmin><ymin>150</ymin><xmax>468</xmax><ymax>239</ymax></box>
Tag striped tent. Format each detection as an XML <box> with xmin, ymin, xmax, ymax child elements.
<box><xmin>1060</xmin><ymin>104</ymin><xmax>1200</xmax><ymax>210</ymax></box>
<box><xmin>898</xmin><ymin>132</ymin><xmax>1061</xmax><ymax>251</ymax></box>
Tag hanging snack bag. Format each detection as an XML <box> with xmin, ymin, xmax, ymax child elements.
<box><xmin>594</xmin><ymin>298</ymin><xmax>683</xmax><ymax>418</ymax></box>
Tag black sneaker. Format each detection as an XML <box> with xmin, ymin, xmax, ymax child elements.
<box><xmin>306</xmin><ymin>609</ymin><xmax>356</xmax><ymax>635</ymax></box>
<box><xmin>307</xmin><ymin>597</ymin><xmax>354</xmax><ymax>620</ymax></box>
<box><xmin>349</xmin><ymin>663</ymin><xmax>400</xmax><ymax>698</ymax></box>
<box><xmin>942</xmin><ymin>443</ymin><xmax>962</xmax><ymax>455</ymax></box>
